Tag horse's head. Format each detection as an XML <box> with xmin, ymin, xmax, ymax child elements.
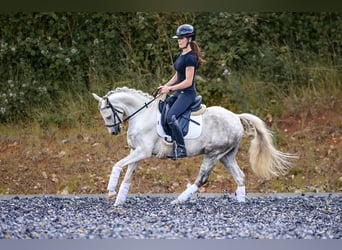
<box><xmin>92</xmin><ymin>93</ymin><xmax>123</xmax><ymax>135</ymax></box>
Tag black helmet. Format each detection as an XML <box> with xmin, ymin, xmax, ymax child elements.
<box><xmin>172</xmin><ymin>24</ymin><xmax>195</xmax><ymax>40</ymax></box>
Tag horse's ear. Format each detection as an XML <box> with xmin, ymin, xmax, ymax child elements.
<box><xmin>92</xmin><ymin>93</ymin><xmax>102</xmax><ymax>102</ymax></box>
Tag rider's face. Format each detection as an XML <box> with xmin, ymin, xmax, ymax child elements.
<box><xmin>178</xmin><ymin>37</ymin><xmax>189</xmax><ymax>49</ymax></box>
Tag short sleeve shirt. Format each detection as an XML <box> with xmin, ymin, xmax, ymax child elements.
<box><xmin>173</xmin><ymin>51</ymin><xmax>198</xmax><ymax>92</ymax></box>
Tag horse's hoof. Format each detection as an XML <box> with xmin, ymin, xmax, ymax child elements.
<box><xmin>235</xmin><ymin>186</ymin><xmax>246</xmax><ymax>202</ymax></box>
<box><xmin>236</xmin><ymin>197</ymin><xmax>246</xmax><ymax>202</ymax></box>
<box><xmin>170</xmin><ymin>199</ymin><xmax>180</xmax><ymax>205</ymax></box>
<box><xmin>108</xmin><ymin>191</ymin><xmax>116</xmax><ymax>202</ymax></box>
<box><xmin>108</xmin><ymin>195</ymin><xmax>115</xmax><ymax>202</ymax></box>
<box><xmin>235</xmin><ymin>194</ymin><xmax>246</xmax><ymax>202</ymax></box>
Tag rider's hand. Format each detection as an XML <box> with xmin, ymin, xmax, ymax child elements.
<box><xmin>157</xmin><ymin>85</ymin><xmax>164</xmax><ymax>92</ymax></box>
<box><xmin>158</xmin><ymin>85</ymin><xmax>172</xmax><ymax>94</ymax></box>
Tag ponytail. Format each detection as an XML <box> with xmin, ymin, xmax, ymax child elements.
<box><xmin>191</xmin><ymin>41</ymin><xmax>206</xmax><ymax>69</ymax></box>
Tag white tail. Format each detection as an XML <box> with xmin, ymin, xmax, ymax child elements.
<box><xmin>238</xmin><ymin>113</ymin><xmax>298</xmax><ymax>180</ymax></box>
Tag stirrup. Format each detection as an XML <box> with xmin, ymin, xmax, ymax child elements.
<box><xmin>168</xmin><ymin>145</ymin><xmax>187</xmax><ymax>160</ymax></box>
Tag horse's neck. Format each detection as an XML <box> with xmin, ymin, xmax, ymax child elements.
<box><xmin>118</xmin><ymin>92</ymin><xmax>158</xmax><ymax>136</ymax></box>
<box><xmin>110</xmin><ymin>91</ymin><xmax>154</xmax><ymax>116</ymax></box>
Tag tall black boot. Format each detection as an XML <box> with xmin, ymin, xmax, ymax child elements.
<box><xmin>167</xmin><ymin>116</ymin><xmax>187</xmax><ymax>160</ymax></box>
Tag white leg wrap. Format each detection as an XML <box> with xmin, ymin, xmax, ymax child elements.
<box><xmin>114</xmin><ymin>182</ymin><xmax>131</xmax><ymax>206</ymax></box>
<box><xmin>236</xmin><ymin>186</ymin><xmax>246</xmax><ymax>202</ymax></box>
<box><xmin>107</xmin><ymin>167</ymin><xmax>122</xmax><ymax>192</ymax></box>
<box><xmin>177</xmin><ymin>184</ymin><xmax>198</xmax><ymax>203</ymax></box>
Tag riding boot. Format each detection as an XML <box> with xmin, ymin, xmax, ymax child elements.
<box><xmin>167</xmin><ymin>115</ymin><xmax>187</xmax><ymax>160</ymax></box>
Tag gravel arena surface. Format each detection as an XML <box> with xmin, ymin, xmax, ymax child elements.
<box><xmin>0</xmin><ymin>193</ymin><xmax>341</xmax><ymax>239</ymax></box>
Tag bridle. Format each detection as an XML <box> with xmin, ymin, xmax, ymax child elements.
<box><xmin>101</xmin><ymin>89</ymin><xmax>160</xmax><ymax>129</ymax></box>
<box><xmin>100</xmin><ymin>99</ymin><xmax>125</xmax><ymax>128</ymax></box>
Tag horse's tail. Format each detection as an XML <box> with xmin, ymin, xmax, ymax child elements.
<box><xmin>238</xmin><ymin>113</ymin><xmax>297</xmax><ymax>180</ymax></box>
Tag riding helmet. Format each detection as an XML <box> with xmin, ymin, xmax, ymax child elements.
<box><xmin>172</xmin><ymin>24</ymin><xmax>196</xmax><ymax>40</ymax></box>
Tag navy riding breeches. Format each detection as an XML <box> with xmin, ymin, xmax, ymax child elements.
<box><xmin>166</xmin><ymin>90</ymin><xmax>196</xmax><ymax>124</ymax></box>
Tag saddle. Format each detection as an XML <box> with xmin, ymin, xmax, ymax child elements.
<box><xmin>158</xmin><ymin>95</ymin><xmax>204</xmax><ymax>137</ymax></box>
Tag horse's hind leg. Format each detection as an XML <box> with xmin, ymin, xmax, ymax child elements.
<box><xmin>220</xmin><ymin>147</ymin><xmax>246</xmax><ymax>202</ymax></box>
<box><xmin>171</xmin><ymin>155</ymin><xmax>218</xmax><ymax>204</ymax></box>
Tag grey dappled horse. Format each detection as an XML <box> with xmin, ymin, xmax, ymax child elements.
<box><xmin>93</xmin><ymin>87</ymin><xmax>296</xmax><ymax>206</ymax></box>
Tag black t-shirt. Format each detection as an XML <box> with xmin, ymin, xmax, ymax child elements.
<box><xmin>173</xmin><ymin>50</ymin><xmax>198</xmax><ymax>92</ymax></box>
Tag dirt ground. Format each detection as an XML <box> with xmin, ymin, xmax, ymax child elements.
<box><xmin>0</xmin><ymin>99</ymin><xmax>341</xmax><ymax>196</ymax></box>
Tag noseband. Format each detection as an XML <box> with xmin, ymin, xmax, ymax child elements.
<box><xmin>101</xmin><ymin>99</ymin><xmax>124</xmax><ymax>128</ymax></box>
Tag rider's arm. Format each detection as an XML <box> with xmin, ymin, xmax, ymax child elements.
<box><xmin>169</xmin><ymin>66</ymin><xmax>194</xmax><ymax>91</ymax></box>
<box><xmin>165</xmin><ymin>72</ymin><xmax>178</xmax><ymax>87</ymax></box>
<box><xmin>158</xmin><ymin>73</ymin><xmax>178</xmax><ymax>93</ymax></box>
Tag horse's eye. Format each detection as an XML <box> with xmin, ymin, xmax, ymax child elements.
<box><xmin>106</xmin><ymin>115</ymin><xmax>112</xmax><ymax>120</ymax></box>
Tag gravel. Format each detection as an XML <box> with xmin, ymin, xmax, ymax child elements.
<box><xmin>0</xmin><ymin>193</ymin><xmax>341</xmax><ymax>239</ymax></box>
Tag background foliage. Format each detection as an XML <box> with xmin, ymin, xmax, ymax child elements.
<box><xmin>0</xmin><ymin>12</ymin><xmax>341</xmax><ymax>125</ymax></box>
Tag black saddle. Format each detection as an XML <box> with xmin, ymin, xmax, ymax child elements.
<box><xmin>158</xmin><ymin>95</ymin><xmax>202</xmax><ymax>137</ymax></box>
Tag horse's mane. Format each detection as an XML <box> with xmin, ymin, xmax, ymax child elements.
<box><xmin>105</xmin><ymin>86</ymin><xmax>153</xmax><ymax>99</ymax></box>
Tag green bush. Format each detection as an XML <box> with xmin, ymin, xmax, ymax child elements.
<box><xmin>0</xmin><ymin>12</ymin><xmax>341</xmax><ymax>124</ymax></box>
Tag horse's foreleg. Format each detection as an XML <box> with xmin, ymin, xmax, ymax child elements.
<box><xmin>220</xmin><ymin>148</ymin><xmax>246</xmax><ymax>202</ymax></box>
<box><xmin>114</xmin><ymin>162</ymin><xmax>138</xmax><ymax>206</ymax></box>
<box><xmin>107</xmin><ymin>148</ymin><xmax>148</xmax><ymax>201</ymax></box>
<box><xmin>107</xmin><ymin>166</ymin><xmax>122</xmax><ymax>200</ymax></box>
<box><xmin>171</xmin><ymin>155</ymin><xmax>217</xmax><ymax>204</ymax></box>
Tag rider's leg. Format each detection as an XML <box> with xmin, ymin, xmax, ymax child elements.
<box><xmin>165</xmin><ymin>92</ymin><xmax>195</xmax><ymax>160</ymax></box>
<box><xmin>168</xmin><ymin>115</ymin><xmax>187</xmax><ymax>160</ymax></box>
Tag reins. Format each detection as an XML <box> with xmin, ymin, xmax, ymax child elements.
<box><xmin>103</xmin><ymin>88</ymin><xmax>161</xmax><ymax>128</ymax></box>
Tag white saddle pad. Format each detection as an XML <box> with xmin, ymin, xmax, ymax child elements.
<box><xmin>156</xmin><ymin>113</ymin><xmax>202</xmax><ymax>140</ymax></box>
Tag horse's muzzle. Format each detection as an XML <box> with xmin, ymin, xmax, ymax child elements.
<box><xmin>109</xmin><ymin>125</ymin><xmax>121</xmax><ymax>135</ymax></box>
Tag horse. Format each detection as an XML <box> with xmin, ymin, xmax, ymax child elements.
<box><xmin>92</xmin><ymin>87</ymin><xmax>296</xmax><ymax>206</ymax></box>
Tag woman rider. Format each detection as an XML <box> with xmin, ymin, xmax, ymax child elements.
<box><xmin>158</xmin><ymin>24</ymin><xmax>205</xmax><ymax>160</ymax></box>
